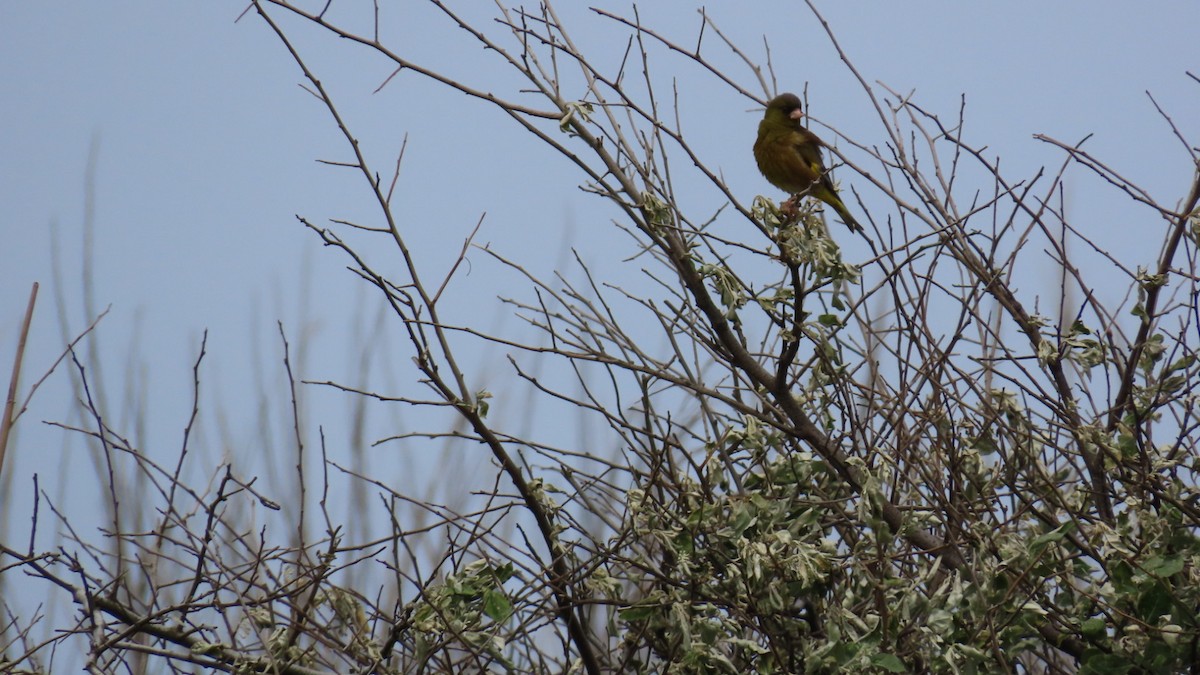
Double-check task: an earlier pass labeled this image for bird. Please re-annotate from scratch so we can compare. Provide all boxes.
[754,92,861,233]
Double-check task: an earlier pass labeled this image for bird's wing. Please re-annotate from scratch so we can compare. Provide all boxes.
[764,129,815,186]
[791,128,837,192]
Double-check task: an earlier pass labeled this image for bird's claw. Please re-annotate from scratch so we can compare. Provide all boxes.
[780,196,800,221]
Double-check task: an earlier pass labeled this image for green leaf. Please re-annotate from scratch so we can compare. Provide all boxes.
[1164,354,1196,373]
[1029,521,1076,553]
[1136,584,1172,621]
[618,605,657,622]
[474,389,493,418]
[1159,374,1187,395]
[1080,617,1107,639]
[482,589,512,622]
[926,608,953,634]
[971,432,999,455]
[493,562,515,583]
[1081,651,1134,674]
[870,653,907,672]
[1143,554,1184,578]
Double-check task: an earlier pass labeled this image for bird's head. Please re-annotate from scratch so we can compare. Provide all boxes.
[764,93,804,125]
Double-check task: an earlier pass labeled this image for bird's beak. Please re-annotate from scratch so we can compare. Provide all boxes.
[789,109,803,121]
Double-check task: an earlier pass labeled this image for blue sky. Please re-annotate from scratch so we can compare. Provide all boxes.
[1,1,1198,563]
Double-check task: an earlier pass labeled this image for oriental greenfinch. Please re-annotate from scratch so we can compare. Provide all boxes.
[754,93,861,233]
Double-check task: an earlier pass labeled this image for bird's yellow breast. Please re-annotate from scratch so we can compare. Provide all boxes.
[754,128,817,194]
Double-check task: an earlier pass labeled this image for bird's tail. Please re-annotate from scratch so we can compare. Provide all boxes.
[809,184,862,233]
[830,200,862,233]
